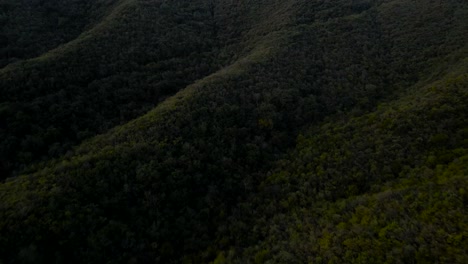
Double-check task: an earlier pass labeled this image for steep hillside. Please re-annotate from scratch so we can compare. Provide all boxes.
[0,0,295,178]
[0,0,467,263]
[216,59,468,263]
[0,0,117,67]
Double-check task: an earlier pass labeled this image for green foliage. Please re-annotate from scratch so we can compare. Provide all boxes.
[0,0,114,67]
[0,0,467,263]
[219,69,468,263]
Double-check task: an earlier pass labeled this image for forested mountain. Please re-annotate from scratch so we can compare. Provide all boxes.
[0,0,467,263]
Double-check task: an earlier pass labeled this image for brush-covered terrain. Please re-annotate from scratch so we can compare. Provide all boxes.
[1,0,467,263]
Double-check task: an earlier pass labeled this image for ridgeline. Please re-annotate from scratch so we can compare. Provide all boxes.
[1,0,467,263]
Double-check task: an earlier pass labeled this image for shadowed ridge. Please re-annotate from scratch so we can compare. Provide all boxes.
[0,0,123,68]
[0,0,467,263]
[231,56,468,262]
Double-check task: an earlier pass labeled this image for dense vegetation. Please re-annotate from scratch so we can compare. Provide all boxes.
[0,0,116,67]
[1,0,467,263]
[217,67,468,263]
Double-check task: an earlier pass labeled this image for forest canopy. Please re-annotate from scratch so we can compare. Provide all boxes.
[0,0,467,263]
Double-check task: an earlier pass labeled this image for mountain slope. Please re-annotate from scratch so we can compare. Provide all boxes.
[0,0,467,263]
[0,0,118,67]
[0,0,298,178]
[219,59,468,262]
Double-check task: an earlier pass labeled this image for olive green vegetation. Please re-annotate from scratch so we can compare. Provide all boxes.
[223,65,468,263]
[0,0,467,263]
[0,0,117,67]
[0,0,283,178]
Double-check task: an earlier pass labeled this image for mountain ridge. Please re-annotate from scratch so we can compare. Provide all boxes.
[1,0,467,263]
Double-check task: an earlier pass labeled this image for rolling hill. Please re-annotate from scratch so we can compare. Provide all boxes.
[1,0,467,263]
